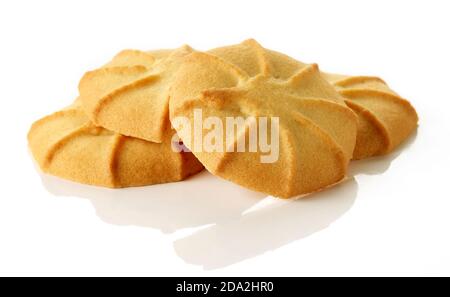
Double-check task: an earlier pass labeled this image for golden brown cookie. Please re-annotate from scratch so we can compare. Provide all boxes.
[323,73,418,159]
[210,39,418,160]
[169,40,358,198]
[78,46,194,142]
[28,102,203,188]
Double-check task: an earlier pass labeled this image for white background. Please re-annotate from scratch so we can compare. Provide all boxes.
[1,0,449,276]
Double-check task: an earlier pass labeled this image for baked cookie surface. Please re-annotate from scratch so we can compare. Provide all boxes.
[78,46,194,142]
[323,73,418,159]
[169,40,358,198]
[28,102,203,188]
[210,39,418,160]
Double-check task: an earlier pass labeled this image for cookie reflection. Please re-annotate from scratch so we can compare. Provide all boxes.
[174,178,358,269]
[41,171,264,233]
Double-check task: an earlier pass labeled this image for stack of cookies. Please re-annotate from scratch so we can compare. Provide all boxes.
[28,39,418,198]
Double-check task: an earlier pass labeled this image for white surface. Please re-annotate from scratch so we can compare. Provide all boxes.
[1,0,449,276]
